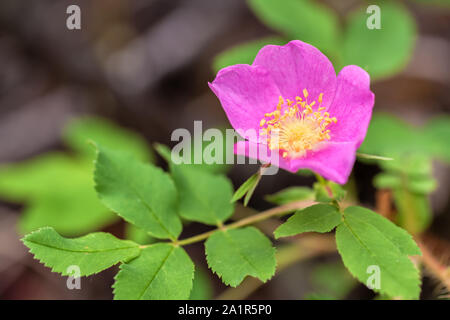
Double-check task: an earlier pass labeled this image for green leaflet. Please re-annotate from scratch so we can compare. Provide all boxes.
[309,262,356,299]
[190,268,213,300]
[274,204,341,238]
[213,36,286,71]
[265,186,314,205]
[231,171,261,206]
[372,152,435,234]
[343,206,420,256]
[124,223,155,245]
[336,206,421,299]
[22,227,140,276]
[343,2,416,80]
[359,113,420,159]
[113,243,194,300]
[413,0,450,7]
[248,0,340,54]
[154,135,229,175]
[231,173,258,203]
[205,227,276,287]
[0,153,117,235]
[170,164,234,225]
[94,144,182,240]
[394,189,432,235]
[155,143,234,225]
[422,116,450,163]
[359,113,450,163]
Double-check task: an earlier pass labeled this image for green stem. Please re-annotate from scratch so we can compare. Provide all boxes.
[141,200,316,248]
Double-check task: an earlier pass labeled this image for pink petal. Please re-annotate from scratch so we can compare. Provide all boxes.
[234,140,358,185]
[327,65,375,147]
[209,64,281,143]
[234,140,292,172]
[252,40,337,109]
[289,141,358,184]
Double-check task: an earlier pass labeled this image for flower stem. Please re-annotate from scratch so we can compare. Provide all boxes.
[167,200,316,247]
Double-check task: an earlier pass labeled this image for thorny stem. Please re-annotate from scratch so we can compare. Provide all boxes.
[140,200,316,249]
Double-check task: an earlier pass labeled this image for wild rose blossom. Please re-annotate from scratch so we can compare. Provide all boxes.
[209,40,375,184]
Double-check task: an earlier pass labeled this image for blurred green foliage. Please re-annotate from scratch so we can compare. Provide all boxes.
[264,186,314,205]
[63,117,153,162]
[360,113,450,162]
[248,0,340,54]
[360,113,450,234]
[0,117,153,235]
[307,262,356,299]
[189,268,214,300]
[343,2,416,79]
[214,0,419,81]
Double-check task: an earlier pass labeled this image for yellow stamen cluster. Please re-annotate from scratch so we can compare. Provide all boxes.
[260,89,337,158]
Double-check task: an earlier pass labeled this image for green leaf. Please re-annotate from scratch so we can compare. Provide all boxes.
[154,134,229,175]
[22,227,140,276]
[359,113,440,165]
[213,37,286,71]
[412,0,450,8]
[94,144,182,240]
[171,165,234,225]
[343,2,416,79]
[374,154,436,194]
[0,154,117,235]
[248,0,340,54]
[265,186,314,205]
[113,243,194,300]
[359,113,419,159]
[380,154,432,177]
[63,117,152,162]
[310,262,356,299]
[205,227,276,287]
[344,206,420,256]
[189,268,213,300]
[374,172,402,190]
[274,204,341,238]
[394,189,432,235]
[231,171,261,206]
[423,116,450,163]
[155,143,234,225]
[336,206,421,299]
[124,223,155,245]
[407,176,437,194]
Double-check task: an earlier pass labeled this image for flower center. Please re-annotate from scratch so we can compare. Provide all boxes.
[260,89,337,158]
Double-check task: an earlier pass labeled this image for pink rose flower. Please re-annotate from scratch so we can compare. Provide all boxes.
[209,40,375,184]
